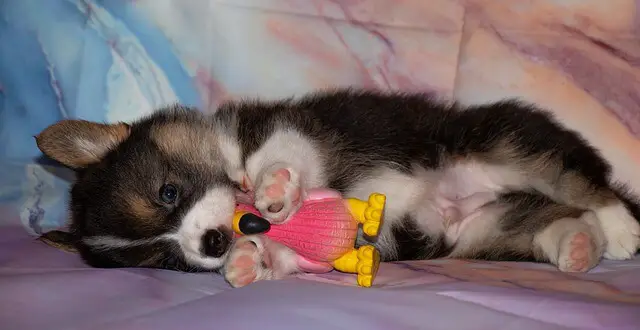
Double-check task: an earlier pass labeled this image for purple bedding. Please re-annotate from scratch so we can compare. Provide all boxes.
[2,223,639,330]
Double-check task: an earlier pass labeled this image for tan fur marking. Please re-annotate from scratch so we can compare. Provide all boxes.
[151,123,217,165]
[484,138,562,179]
[127,195,157,220]
[554,172,616,208]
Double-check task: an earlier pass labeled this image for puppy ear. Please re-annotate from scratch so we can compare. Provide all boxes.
[35,120,130,169]
[38,230,78,253]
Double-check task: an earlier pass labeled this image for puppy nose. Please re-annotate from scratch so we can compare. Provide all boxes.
[202,229,230,258]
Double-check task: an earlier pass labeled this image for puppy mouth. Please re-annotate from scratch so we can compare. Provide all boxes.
[235,189,255,205]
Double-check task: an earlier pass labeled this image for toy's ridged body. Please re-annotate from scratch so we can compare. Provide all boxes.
[236,199,357,261]
[269,199,357,261]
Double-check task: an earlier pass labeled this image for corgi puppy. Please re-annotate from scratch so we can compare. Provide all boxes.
[36,89,640,287]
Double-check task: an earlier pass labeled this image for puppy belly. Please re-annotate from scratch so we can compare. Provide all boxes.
[429,161,527,244]
[436,192,499,244]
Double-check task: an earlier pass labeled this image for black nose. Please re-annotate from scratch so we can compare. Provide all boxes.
[202,229,230,258]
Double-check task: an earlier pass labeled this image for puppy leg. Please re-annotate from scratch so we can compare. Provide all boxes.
[448,191,605,273]
[224,235,299,288]
[530,172,639,260]
[244,130,327,223]
[464,105,640,260]
[528,166,640,261]
[488,150,640,261]
[534,212,605,272]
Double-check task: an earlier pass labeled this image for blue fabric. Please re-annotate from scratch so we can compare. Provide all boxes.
[0,0,200,233]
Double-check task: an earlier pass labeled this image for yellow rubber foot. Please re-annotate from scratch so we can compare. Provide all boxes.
[332,249,359,274]
[356,245,380,288]
[362,193,385,236]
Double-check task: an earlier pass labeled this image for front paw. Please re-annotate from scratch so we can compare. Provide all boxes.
[224,235,299,288]
[254,164,304,223]
[224,236,273,288]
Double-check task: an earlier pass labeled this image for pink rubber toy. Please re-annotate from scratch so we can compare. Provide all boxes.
[232,188,386,287]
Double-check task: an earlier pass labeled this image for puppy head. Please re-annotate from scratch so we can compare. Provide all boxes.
[36,106,243,272]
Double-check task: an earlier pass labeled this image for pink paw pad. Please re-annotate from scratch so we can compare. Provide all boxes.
[228,242,258,287]
[255,166,303,223]
[566,232,593,272]
[265,184,286,199]
[264,169,293,213]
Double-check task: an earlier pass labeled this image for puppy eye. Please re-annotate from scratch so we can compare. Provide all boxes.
[159,184,178,204]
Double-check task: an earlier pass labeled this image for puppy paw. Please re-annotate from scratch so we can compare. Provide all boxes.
[595,203,640,260]
[224,236,272,288]
[224,235,299,288]
[254,164,303,223]
[557,231,600,272]
[534,213,604,273]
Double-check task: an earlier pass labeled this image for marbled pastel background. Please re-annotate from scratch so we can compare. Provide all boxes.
[1,0,639,233]
[2,1,640,328]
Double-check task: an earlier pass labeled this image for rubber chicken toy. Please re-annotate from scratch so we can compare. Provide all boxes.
[233,188,386,287]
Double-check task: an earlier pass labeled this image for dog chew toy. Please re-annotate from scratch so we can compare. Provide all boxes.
[233,188,386,287]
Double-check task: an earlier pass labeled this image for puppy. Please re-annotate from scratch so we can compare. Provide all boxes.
[36,89,640,287]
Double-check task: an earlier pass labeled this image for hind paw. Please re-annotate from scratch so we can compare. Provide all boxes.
[558,231,600,272]
[535,214,604,273]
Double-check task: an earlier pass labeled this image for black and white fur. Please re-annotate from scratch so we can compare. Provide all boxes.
[36,89,640,287]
